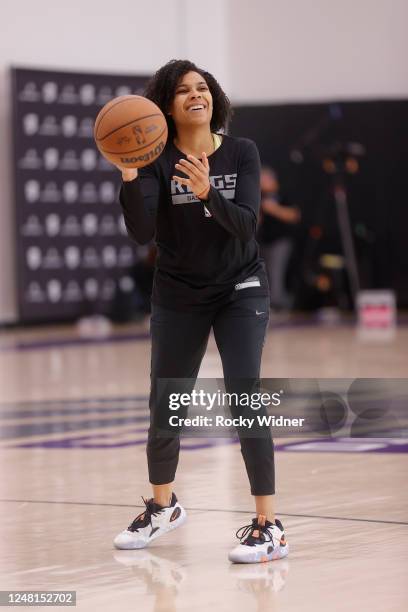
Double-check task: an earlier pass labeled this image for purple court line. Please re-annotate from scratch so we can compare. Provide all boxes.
[0,331,150,352]
[0,395,149,410]
[1,313,407,353]
[0,319,348,352]
[14,427,150,448]
[274,438,408,453]
[10,429,407,452]
[12,428,240,450]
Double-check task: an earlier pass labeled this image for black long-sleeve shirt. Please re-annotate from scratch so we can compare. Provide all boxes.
[119,134,268,310]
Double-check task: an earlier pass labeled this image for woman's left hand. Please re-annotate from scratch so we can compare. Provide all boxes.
[173,152,211,200]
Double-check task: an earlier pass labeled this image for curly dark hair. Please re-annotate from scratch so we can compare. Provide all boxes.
[144,59,232,138]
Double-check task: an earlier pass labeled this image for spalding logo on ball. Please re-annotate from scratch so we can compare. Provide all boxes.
[94,95,168,169]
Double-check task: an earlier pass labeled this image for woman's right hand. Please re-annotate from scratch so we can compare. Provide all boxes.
[114,164,138,182]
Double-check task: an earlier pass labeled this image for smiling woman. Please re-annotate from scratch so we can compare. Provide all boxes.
[112,59,289,565]
[145,59,231,140]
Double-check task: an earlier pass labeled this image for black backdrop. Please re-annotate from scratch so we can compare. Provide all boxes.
[12,67,149,323]
[230,100,408,307]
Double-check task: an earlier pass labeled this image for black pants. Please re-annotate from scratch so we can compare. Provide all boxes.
[147,294,275,495]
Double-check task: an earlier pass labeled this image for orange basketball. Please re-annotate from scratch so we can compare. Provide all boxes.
[94,95,168,169]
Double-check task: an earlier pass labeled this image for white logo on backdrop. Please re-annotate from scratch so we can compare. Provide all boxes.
[61,115,78,137]
[83,247,100,268]
[39,116,59,136]
[19,82,41,102]
[26,246,42,270]
[62,181,79,203]
[26,282,45,303]
[115,86,132,97]
[119,276,135,292]
[84,278,99,300]
[45,214,61,237]
[19,149,42,169]
[64,246,81,269]
[24,180,41,203]
[64,281,82,302]
[118,246,134,266]
[42,81,58,103]
[21,215,43,236]
[79,84,95,105]
[43,148,59,170]
[60,150,80,171]
[100,215,116,236]
[43,248,62,269]
[99,181,115,203]
[59,84,78,104]
[81,149,97,171]
[62,216,81,237]
[23,113,39,135]
[82,214,98,236]
[47,279,62,303]
[42,182,61,203]
[80,182,98,203]
[97,86,113,105]
[78,117,94,138]
[102,245,117,268]
[101,278,116,300]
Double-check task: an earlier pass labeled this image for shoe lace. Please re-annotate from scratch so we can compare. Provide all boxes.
[236,518,274,545]
[128,497,165,532]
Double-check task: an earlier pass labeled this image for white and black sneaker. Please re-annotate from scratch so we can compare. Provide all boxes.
[113,492,186,550]
[228,515,289,563]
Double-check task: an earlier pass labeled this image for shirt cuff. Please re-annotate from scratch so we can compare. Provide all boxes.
[198,185,213,203]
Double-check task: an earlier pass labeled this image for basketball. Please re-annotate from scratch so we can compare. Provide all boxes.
[94,95,168,169]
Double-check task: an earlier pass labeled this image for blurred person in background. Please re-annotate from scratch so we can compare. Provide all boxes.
[257,167,301,311]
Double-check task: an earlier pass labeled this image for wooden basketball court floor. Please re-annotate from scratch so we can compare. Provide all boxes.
[0,316,407,611]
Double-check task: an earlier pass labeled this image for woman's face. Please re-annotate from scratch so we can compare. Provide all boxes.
[169,71,213,131]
